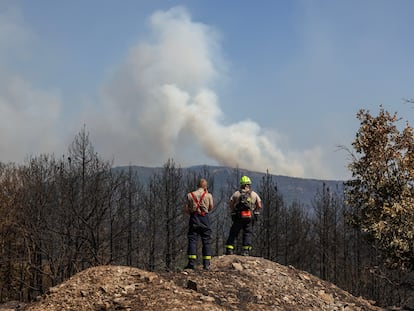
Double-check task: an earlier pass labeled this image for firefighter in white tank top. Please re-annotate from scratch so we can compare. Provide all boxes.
[184,178,214,270]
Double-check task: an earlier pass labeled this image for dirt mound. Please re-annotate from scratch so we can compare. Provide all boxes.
[21,255,383,311]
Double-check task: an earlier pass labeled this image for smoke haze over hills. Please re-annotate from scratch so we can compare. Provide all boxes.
[88,7,329,178]
[1,2,413,180]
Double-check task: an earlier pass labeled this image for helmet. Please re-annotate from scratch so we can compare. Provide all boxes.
[240,175,251,186]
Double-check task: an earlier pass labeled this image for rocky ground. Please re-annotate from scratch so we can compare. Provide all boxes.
[1,255,389,311]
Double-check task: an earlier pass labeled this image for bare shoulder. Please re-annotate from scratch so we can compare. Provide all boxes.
[251,191,260,198]
[230,191,239,200]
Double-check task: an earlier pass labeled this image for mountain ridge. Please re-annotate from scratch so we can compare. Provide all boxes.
[115,164,345,207]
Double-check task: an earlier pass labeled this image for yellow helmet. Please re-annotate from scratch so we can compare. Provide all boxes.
[240,175,251,186]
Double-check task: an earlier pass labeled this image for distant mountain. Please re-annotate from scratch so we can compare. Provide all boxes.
[115,165,344,209]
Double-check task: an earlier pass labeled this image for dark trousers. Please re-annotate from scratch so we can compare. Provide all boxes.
[226,218,253,248]
[187,214,212,264]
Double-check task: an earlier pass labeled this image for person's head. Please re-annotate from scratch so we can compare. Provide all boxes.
[240,175,251,189]
[198,178,208,190]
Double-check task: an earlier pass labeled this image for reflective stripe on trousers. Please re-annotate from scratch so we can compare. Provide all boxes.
[187,213,212,259]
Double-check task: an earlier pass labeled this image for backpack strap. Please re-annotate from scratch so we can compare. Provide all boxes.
[239,189,251,200]
[190,190,207,216]
[237,189,252,209]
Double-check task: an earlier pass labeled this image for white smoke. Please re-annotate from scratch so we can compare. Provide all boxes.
[0,74,62,158]
[0,3,63,162]
[91,6,327,178]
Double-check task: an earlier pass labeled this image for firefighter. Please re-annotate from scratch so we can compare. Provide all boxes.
[184,178,214,270]
[225,175,262,256]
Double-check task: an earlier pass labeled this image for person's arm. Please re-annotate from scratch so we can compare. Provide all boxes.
[256,195,262,210]
[229,198,235,211]
[208,194,214,211]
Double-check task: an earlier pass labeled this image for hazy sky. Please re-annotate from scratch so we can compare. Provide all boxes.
[1,0,413,180]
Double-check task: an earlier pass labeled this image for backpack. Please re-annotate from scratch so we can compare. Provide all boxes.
[235,190,252,219]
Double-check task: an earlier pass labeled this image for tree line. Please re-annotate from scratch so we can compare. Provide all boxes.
[0,122,412,308]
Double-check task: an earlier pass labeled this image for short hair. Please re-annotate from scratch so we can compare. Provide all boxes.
[198,178,207,188]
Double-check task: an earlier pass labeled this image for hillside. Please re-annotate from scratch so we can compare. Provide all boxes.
[19,256,383,311]
[119,165,344,207]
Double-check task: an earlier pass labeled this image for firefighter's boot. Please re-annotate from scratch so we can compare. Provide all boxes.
[225,245,234,255]
[185,256,196,270]
[203,259,210,270]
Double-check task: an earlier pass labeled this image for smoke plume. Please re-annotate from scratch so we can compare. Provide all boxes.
[89,7,327,177]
